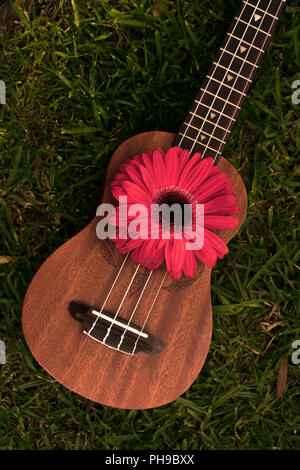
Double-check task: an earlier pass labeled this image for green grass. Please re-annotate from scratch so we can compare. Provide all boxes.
[0,0,299,450]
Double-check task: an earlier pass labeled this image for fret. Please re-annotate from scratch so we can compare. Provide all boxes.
[206,75,247,96]
[175,134,221,160]
[175,135,204,156]
[215,50,257,82]
[219,50,257,72]
[206,75,246,96]
[230,20,270,48]
[246,0,284,17]
[234,17,272,37]
[212,61,253,87]
[200,88,241,110]
[191,127,226,145]
[238,2,279,34]
[190,103,236,125]
[178,133,222,156]
[184,116,229,143]
[203,74,249,107]
[181,125,226,147]
[221,35,265,64]
[202,77,245,105]
[242,1,279,20]
[226,33,265,53]
[210,62,253,98]
[184,119,230,136]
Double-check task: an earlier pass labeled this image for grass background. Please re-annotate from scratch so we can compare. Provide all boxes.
[0,0,299,450]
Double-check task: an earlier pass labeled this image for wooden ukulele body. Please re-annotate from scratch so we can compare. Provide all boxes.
[22,131,247,409]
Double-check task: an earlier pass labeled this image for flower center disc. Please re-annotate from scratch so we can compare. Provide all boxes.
[155,190,192,229]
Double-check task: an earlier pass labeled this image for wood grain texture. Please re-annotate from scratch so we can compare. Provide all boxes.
[22,131,247,409]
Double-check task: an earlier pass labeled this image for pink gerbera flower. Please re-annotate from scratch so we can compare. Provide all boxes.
[110,146,239,280]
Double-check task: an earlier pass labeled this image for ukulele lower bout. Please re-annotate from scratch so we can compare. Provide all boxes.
[22,131,247,409]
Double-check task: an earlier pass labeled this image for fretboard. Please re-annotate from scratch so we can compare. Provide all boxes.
[173,0,286,161]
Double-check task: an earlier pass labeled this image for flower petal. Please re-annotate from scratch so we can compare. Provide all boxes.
[164,147,180,186]
[140,164,157,194]
[204,214,239,230]
[152,149,166,187]
[194,172,229,201]
[177,149,190,175]
[170,238,185,273]
[139,239,165,270]
[183,250,198,278]
[204,194,239,215]
[195,244,217,267]
[171,269,182,280]
[203,229,228,258]
[121,180,152,204]
[177,152,203,188]
[111,184,126,201]
[130,244,143,263]
[181,157,214,193]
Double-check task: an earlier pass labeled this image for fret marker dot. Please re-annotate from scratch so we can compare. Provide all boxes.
[240,45,247,54]
[210,112,216,119]
[200,134,206,141]
[227,74,234,82]
[254,13,262,22]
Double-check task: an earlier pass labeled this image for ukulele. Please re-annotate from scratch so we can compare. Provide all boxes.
[22,0,286,409]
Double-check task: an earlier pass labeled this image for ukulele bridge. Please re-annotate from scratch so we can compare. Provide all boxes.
[69,301,165,355]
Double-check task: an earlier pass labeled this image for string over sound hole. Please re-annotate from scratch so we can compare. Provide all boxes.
[69,301,165,355]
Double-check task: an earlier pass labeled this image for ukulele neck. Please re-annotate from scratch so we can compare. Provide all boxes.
[173,0,286,161]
